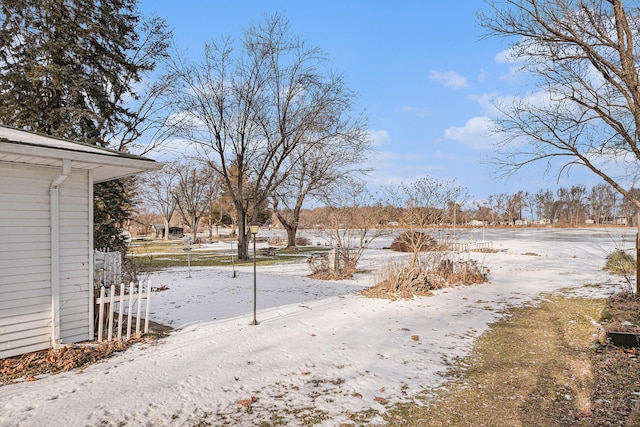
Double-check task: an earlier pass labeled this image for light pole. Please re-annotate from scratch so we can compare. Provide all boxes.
[249,221,260,325]
[230,240,236,278]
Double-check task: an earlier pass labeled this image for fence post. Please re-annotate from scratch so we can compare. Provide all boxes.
[144,279,152,333]
[107,285,115,342]
[117,283,125,340]
[136,280,143,334]
[127,282,134,339]
[97,286,105,342]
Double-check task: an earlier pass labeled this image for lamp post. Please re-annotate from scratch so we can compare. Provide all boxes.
[230,240,236,278]
[249,221,260,325]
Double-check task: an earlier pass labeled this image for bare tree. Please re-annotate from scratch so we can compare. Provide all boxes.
[385,177,470,269]
[589,183,617,224]
[504,191,526,225]
[174,162,213,241]
[163,14,363,259]
[316,181,390,275]
[142,162,179,240]
[272,129,371,247]
[480,1,640,206]
[480,0,640,290]
[533,189,555,222]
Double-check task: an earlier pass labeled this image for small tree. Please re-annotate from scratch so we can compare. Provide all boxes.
[315,181,390,277]
[174,162,213,241]
[384,177,470,269]
[142,162,179,240]
[369,177,483,299]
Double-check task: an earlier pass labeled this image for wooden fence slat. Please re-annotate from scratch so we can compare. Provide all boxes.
[136,280,143,334]
[127,282,134,339]
[144,279,151,334]
[97,286,105,342]
[107,285,115,342]
[117,283,125,340]
[95,280,157,343]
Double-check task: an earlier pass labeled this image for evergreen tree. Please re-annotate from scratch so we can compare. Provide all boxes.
[0,0,170,251]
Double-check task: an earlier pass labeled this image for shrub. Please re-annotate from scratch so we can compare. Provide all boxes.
[389,231,437,253]
[364,254,489,299]
[268,236,286,246]
[604,250,636,276]
[295,236,311,246]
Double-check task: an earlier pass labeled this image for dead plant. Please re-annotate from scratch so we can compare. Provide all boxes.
[364,253,489,300]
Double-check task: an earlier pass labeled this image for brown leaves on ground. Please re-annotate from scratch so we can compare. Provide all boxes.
[237,396,258,407]
[1,335,152,384]
[374,396,389,405]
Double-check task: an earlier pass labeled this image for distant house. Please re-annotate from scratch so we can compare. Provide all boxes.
[534,218,552,225]
[0,126,161,359]
[149,223,184,239]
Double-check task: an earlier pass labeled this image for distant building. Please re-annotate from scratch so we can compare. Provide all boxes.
[150,223,184,239]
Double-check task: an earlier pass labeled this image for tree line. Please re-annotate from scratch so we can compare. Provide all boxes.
[134,172,639,257]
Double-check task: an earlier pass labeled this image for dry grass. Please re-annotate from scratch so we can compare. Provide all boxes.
[364,255,489,300]
[381,294,640,427]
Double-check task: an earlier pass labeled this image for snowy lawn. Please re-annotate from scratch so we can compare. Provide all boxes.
[0,228,635,426]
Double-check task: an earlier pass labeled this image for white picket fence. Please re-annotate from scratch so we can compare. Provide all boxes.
[442,240,494,252]
[95,280,154,342]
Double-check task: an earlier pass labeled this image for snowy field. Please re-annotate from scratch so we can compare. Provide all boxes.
[0,227,636,426]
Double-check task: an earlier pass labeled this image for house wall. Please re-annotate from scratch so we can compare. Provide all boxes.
[0,163,91,359]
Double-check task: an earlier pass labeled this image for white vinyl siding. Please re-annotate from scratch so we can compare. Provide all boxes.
[0,163,54,358]
[58,173,90,343]
[0,163,91,359]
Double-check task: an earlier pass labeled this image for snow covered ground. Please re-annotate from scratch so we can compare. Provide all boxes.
[0,227,636,426]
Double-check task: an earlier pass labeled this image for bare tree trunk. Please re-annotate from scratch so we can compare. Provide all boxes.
[237,208,249,260]
[636,213,639,295]
[273,206,298,248]
[163,218,170,240]
[284,223,297,247]
[191,214,199,241]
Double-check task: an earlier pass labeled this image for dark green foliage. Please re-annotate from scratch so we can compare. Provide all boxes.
[0,0,170,250]
[94,179,134,252]
[0,0,142,141]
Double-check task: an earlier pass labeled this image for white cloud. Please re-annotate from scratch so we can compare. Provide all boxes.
[368,129,391,147]
[468,92,502,117]
[443,116,496,150]
[494,48,517,64]
[400,106,431,118]
[429,70,469,88]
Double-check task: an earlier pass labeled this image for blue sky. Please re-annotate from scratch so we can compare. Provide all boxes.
[138,0,599,202]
